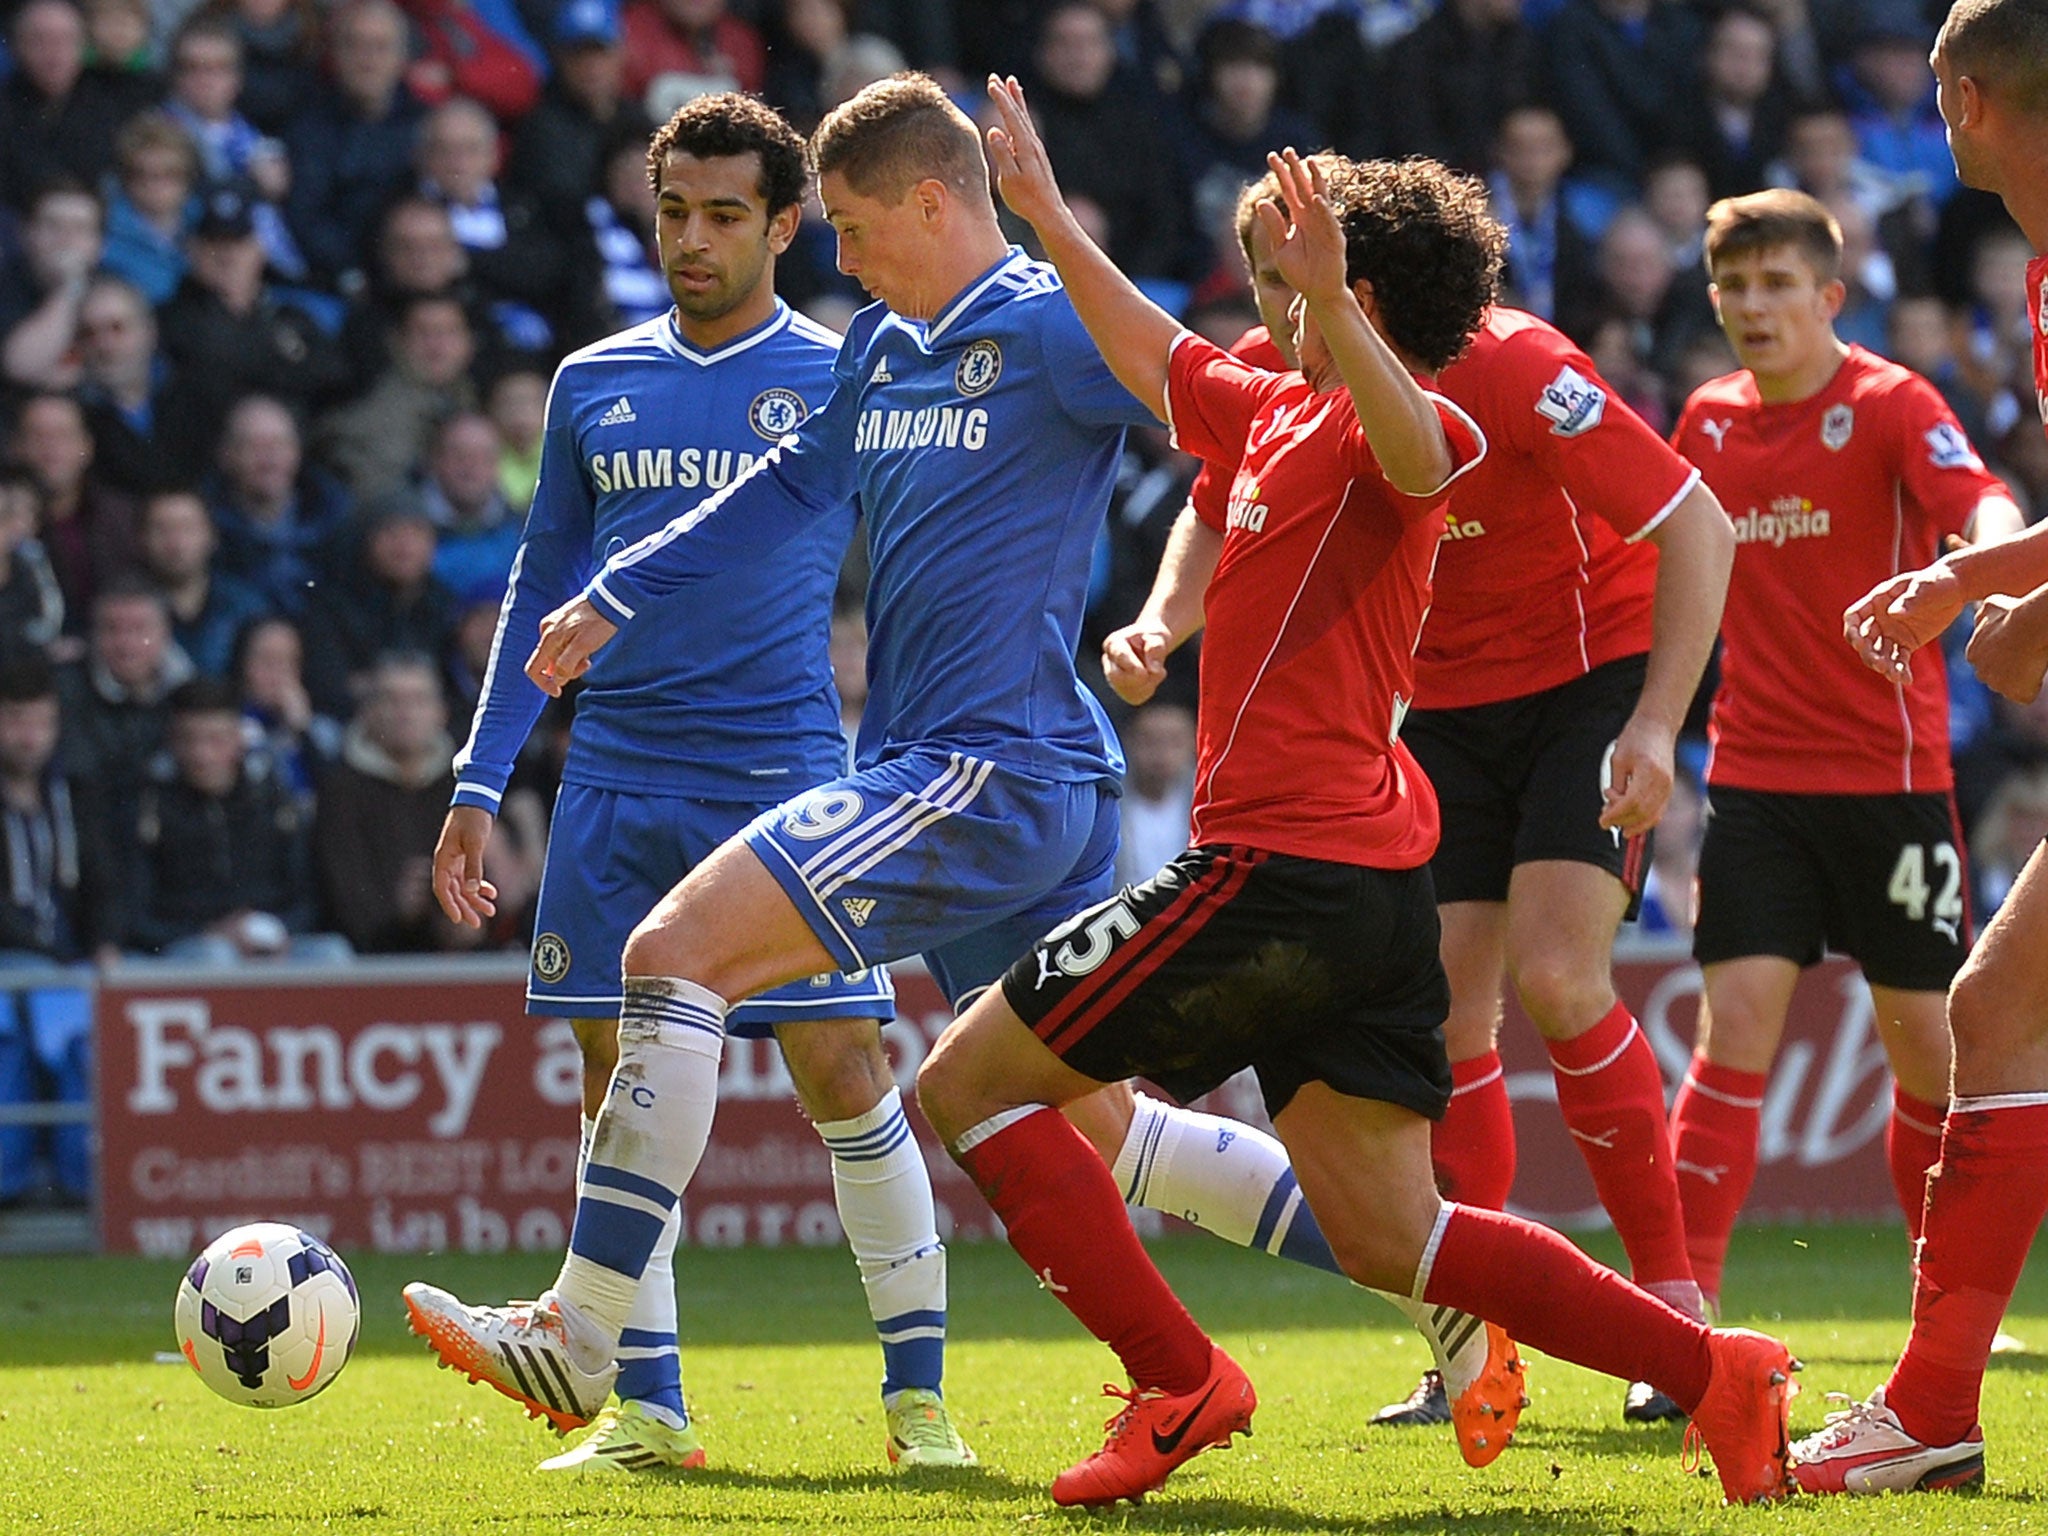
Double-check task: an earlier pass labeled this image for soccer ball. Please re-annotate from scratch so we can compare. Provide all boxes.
[173,1223,360,1408]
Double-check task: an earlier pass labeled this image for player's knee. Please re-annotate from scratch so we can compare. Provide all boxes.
[1948,955,2027,1067]
[912,1038,971,1143]
[1510,955,1609,1038]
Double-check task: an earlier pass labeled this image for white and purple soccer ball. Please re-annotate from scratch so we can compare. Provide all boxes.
[173,1223,360,1408]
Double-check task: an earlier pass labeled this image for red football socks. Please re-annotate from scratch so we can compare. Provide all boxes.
[1886,1086,1947,1245]
[1886,1097,2048,1446]
[1546,1001,1697,1292]
[1668,1054,1767,1305]
[956,1106,1212,1393]
[1432,1050,1516,1208]
[1423,1203,1712,1411]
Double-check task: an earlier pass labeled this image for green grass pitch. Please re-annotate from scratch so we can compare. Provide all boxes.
[4,1227,2047,1535]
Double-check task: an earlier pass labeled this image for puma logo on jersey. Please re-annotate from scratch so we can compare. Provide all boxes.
[1440,515,1487,541]
[597,395,637,426]
[841,897,876,928]
[1700,418,1732,451]
[1732,496,1832,546]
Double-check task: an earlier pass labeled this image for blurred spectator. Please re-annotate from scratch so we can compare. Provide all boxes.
[1570,203,1714,379]
[137,488,270,677]
[1582,305,1673,432]
[1643,155,1709,273]
[163,17,306,280]
[54,580,191,810]
[1115,700,1194,887]
[0,180,104,390]
[9,391,138,625]
[0,656,113,963]
[157,188,352,445]
[829,597,865,754]
[0,467,65,658]
[191,0,323,135]
[74,274,213,495]
[282,0,427,286]
[420,411,520,606]
[762,0,853,131]
[1634,758,1702,936]
[205,394,351,612]
[299,489,457,714]
[395,0,543,121]
[1488,105,1599,326]
[508,0,651,233]
[1671,4,1795,200]
[234,613,341,802]
[1178,21,1316,262]
[1826,193,1897,355]
[1955,226,2036,447]
[315,290,478,497]
[84,0,156,76]
[1885,293,1987,444]
[621,0,766,120]
[817,30,907,112]
[1839,8,1955,210]
[338,196,486,386]
[579,128,668,334]
[442,592,503,734]
[1030,2,1190,288]
[1774,104,1933,295]
[413,96,567,351]
[0,0,147,213]
[1542,0,1701,193]
[486,366,546,512]
[313,651,463,951]
[1383,0,1541,175]
[1972,766,2048,917]
[1994,415,2048,522]
[100,112,201,306]
[1235,0,1385,160]
[118,675,343,960]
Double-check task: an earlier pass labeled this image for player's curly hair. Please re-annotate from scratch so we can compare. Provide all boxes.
[1318,158,1504,374]
[646,93,808,215]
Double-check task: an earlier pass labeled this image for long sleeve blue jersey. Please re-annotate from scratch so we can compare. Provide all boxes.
[582,250,1152,787]
[452,302,856,809]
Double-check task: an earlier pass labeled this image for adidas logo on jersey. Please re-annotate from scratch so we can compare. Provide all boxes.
[841,897,877,927]
[870,357,893,384]
[597,396,637,426]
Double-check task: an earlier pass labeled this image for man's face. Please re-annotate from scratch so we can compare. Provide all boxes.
[1932,33,1994,193]
[332,3,407,107]
[398,302,475,386]
[421,106,498,202]
[171,32,241,119]
[221,404,300,502]
[365,667,445,757]
[1786,114,1855,194]
[141,494,215,581]
[1497,110,1570,196]
[0,697,60,781]
[821,171,948,319]
[1037,6,1114,100]
[1705,12,1774,108]
[13,0,84,100]
[1244,214,1299,368]
[23,192,102,288]
[557,40,622,107]
[654,150,791,323]
[380,204,465,293]
[13,399,91,494]
[170,709,245,795]
[94,596,170,689]
[189,230,266,301]
[430,418,502,508]
[1710,244,1842,382]
[368,518,435,584]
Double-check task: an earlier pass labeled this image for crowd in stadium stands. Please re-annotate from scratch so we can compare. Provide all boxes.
[0,0,2040,1194]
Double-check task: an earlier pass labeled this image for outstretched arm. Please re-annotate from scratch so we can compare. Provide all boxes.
[1843,490,2034,683]
[1258,151,1454,496]
[985,75,1176,420]
[1102,505,1223,705]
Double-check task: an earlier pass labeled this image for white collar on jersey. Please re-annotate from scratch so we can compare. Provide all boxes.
[924,247,1032,344]
[661,301,792,367]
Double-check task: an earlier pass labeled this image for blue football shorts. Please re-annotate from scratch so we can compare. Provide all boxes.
[528,782,896,1036]
[742,746,1121,1008]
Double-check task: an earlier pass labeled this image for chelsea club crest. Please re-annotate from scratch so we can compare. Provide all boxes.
[748,387,809,441]
[955,339,1002,397]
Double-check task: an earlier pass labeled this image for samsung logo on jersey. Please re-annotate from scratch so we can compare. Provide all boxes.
[853,405,990,454]
[1733,496,1831,547]
[587,447,762,493]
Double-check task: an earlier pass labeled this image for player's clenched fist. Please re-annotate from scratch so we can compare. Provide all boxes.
[527,596,618,695]
[1102,622,1172,706]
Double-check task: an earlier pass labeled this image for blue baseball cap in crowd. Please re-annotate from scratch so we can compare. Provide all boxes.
[554,0,619,48]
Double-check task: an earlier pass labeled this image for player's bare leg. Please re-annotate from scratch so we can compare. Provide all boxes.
[1800,846,2048,1494]
[1065,1079,1517,1463]
[777,1017,973,1466]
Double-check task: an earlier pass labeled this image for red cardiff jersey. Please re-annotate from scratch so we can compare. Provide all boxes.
[1675,346,2009,794]
[2032,253,2048,440]
[1419,310,1699,708]
[1190,314,1698,710]
[1165,331,1485,869]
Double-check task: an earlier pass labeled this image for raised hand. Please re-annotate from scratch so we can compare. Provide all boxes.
[1842,564,1965,685]
[985,75,1067,232]
[526,596,618,696]
[1254,149,1347,303]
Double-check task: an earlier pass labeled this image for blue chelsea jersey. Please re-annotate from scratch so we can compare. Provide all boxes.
[583,250,1152,786]
[452,302,855,808]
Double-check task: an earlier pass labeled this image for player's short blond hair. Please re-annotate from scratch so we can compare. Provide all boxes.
[1703,188,1842,284]
[1945,0,2048,117]
[810,73,988,205]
